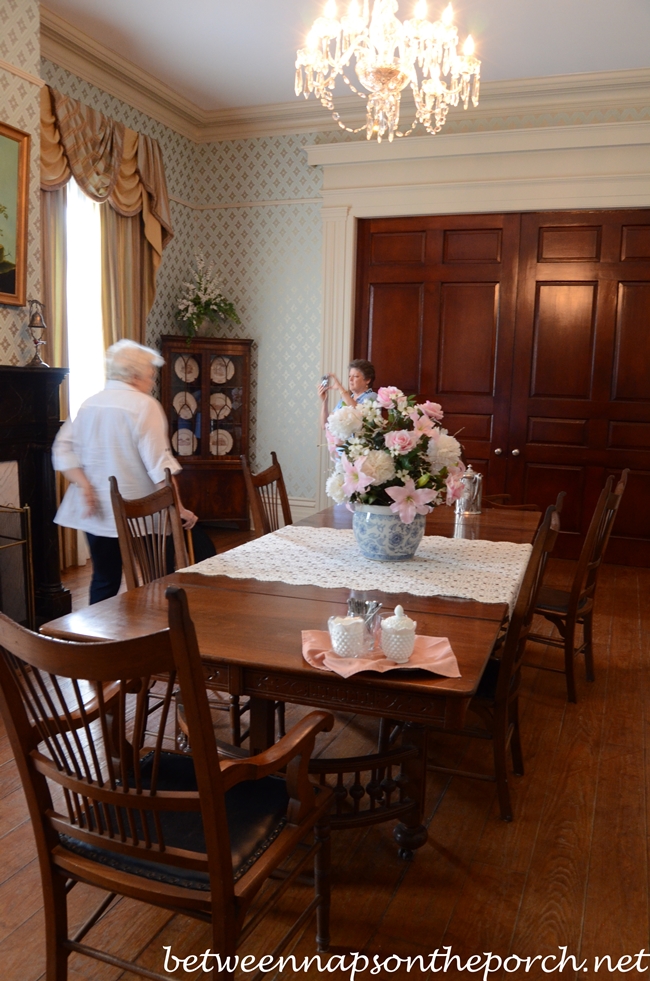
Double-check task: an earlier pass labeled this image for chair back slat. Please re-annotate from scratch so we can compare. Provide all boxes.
[110,469,189,589]
[0,613,233,884]
[241,452,292,537]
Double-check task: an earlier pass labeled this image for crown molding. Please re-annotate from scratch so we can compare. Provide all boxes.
[40,5,650,145]
[40,7,205,141]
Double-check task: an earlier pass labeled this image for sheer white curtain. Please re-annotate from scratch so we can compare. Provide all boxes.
[64,180,105,564]
[65,179,105,420]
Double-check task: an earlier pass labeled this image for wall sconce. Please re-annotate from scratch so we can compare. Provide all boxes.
[27,299,49,367]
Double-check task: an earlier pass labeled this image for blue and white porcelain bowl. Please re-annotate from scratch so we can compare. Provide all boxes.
[352,504,426,562]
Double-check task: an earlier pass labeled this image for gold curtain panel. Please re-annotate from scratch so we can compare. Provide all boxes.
[40,85,173,265]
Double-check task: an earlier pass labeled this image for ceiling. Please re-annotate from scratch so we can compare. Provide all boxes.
[40,0,650,113]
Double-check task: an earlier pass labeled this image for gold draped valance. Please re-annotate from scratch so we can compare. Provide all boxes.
[40,85,173,267]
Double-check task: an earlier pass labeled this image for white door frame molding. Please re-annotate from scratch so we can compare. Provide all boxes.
[308,119,650,506]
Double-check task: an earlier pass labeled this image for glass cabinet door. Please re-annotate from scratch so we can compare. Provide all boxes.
[208,353,244,458]
[169,352,202,458]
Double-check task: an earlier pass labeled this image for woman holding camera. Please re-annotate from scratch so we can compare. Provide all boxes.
[318,358,377,429]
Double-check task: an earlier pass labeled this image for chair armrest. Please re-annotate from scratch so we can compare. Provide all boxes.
[220,710,334,822]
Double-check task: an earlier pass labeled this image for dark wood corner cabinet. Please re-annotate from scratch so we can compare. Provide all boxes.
[161,335,252,528]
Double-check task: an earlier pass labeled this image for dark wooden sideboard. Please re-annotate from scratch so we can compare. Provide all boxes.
[0,366,71,623]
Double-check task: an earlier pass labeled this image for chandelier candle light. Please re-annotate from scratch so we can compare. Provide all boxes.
[295,0,480,142]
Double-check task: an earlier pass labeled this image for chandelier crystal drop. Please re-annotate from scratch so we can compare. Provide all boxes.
[295,0,480,142]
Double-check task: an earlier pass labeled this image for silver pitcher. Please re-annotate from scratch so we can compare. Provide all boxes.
[455,464,483,515]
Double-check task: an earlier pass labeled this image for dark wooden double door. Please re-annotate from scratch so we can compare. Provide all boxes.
[355,210,650,564]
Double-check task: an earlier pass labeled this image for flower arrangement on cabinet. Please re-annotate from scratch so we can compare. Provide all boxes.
[176,253,240,338]
[325,387,465,524]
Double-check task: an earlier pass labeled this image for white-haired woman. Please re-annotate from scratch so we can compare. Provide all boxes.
[53,339,200,604]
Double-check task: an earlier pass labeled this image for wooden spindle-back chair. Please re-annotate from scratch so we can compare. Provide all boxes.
[427,502,561,821]
[110,468,248,746]
[0,591,334,981]
[241,452,292,537]
[109,468,189,589]
[526,470,629,702]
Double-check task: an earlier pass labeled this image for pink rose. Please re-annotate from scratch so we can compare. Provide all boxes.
[376,386,405,409]
[420,401,444,422]
[384,429,419,455]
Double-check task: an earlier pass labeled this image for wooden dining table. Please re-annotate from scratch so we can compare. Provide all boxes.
[41,504,540,858]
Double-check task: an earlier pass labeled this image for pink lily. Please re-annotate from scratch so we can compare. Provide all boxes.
[407,405,434,436]
[386,478,437,524]
[340,454,374,498]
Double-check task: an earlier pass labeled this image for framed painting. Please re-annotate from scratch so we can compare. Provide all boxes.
[0,121,30,307]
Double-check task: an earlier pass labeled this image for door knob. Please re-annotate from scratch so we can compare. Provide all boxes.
[494,448,502,455]
[512,449,520,456]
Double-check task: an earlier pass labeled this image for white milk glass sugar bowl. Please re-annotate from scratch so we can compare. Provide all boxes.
[381,605,417,663]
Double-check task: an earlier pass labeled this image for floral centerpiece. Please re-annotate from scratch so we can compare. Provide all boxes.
[176,253,240,338]
[325,387,465,560]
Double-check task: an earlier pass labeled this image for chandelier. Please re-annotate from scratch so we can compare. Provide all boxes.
[295,0,480,143]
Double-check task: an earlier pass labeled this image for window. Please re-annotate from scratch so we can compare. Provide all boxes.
[65,180,105,419]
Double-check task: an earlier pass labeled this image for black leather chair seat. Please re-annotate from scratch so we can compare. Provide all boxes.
[60,751,289,891]
[535,586,588,615]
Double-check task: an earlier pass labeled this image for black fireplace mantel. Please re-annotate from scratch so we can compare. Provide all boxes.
[0,366,71,623]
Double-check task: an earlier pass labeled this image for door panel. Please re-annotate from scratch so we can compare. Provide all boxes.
[531,284,597,398]
[538,225,601,262]
[612,284,650,400]
[367,283,424,394]
[438,283,499,395]
[443,228,502,263]
[621,225,650,260]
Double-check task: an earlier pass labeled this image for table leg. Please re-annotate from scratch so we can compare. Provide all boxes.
[249,696,276,754]
[393,723,428,860]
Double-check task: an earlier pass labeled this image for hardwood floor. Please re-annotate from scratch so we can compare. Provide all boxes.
[1,550,648,980]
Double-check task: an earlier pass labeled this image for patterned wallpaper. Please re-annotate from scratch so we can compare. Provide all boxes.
[37,61,329,501]
[194,134,332,499]
[0,0,41,365]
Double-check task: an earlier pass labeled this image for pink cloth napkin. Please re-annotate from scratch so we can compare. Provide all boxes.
[301,630,460,679]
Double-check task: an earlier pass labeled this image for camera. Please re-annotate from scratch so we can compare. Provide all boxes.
[320,374,329,387]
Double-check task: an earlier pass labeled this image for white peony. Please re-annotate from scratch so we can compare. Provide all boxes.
[361,449,396,485]
[326,471,347,503]
[427,430,462,471]
[327,405,364,440]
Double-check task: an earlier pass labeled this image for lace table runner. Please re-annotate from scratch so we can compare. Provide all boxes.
[180,526,532,613]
